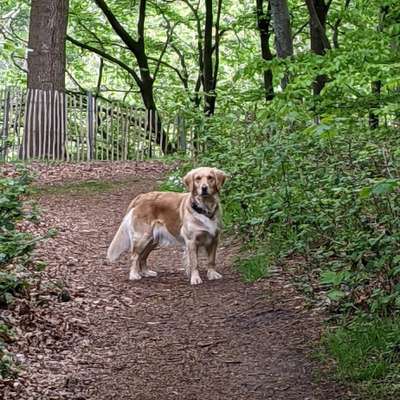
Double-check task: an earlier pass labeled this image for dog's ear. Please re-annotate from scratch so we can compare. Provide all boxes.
[183,170,194,192]
[213,168,227,191]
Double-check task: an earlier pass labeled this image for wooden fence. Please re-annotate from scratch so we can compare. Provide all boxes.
[0,88,199,162]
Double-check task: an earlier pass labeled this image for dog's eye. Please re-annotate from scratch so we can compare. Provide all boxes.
[195,176,201,181]
[208,176,214,180]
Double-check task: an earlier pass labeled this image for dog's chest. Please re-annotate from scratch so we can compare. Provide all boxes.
[192,213,219,237]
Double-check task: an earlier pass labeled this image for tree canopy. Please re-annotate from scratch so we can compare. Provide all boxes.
[0,0,397,119]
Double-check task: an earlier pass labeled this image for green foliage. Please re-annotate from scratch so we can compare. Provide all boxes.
[0,168,46,378]
[200,112,400,314]
[0,323,16,379]
[235,252,270,282]
[322,317,400,397]
[157,169,185,192]
[2,0,400,392]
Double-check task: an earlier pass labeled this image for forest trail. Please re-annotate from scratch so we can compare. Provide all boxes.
[4,162,346,400]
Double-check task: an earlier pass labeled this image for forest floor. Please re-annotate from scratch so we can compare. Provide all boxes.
[2,161,352,400]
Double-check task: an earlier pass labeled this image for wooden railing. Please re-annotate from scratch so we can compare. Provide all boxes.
[0,88,200,162]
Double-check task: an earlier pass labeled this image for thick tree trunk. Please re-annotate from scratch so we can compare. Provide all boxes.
[269,0,293,58]
[269,0,293,88]
[256,0,274,101]
[22,0,69,159]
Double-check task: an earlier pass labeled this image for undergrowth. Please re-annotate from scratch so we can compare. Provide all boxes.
[234,252,271,283]
[161,96,400,396]
[0,168,49,378]
[321,317,400,398]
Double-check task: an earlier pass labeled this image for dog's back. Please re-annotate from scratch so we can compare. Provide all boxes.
[108,192,188,262]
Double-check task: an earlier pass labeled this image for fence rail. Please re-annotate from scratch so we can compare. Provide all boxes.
[0,87,199,162]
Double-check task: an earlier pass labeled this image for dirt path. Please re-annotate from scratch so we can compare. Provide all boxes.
[3,162,346,400]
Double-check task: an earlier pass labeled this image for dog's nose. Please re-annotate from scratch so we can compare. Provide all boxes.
[201,185,208,194]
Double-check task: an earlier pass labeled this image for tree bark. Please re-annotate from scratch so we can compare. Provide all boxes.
[269,0,293,58]
[92,0,172,153]
[256,0,274,101]
[203,0,215,116]
[304,0,331,95]
[368,80,381,129]
[269,0,293,89]
[22,0,69,159]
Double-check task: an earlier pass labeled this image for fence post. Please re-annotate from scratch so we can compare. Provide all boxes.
[87,91,94,160]
[1,89,10,161]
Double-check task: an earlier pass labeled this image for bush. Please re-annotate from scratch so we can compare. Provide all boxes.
[162,92,400,395]
[162,56,400,394]
[0,168,44,378]
[191,111,400,317]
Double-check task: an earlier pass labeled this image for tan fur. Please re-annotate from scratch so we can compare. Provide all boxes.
[107,167,227,285]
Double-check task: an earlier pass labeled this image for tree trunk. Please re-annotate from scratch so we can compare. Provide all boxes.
[256,0,274,101]
[91,0,171,153]
[22,0,69,159]
[368,7,389,130]
[305,0,331,95]
[203,0,215,116]
[269,0,293,58]
[369,80,381,129]
[269,0,293,88]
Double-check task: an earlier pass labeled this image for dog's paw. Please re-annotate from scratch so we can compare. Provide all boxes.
[190,271,203,285]
[141,269,158,277]
[207,269,222,281]
[129,271,142,280]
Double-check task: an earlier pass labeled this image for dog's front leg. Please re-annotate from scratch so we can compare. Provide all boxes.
[186,240,202,285]
[206,240,222,281]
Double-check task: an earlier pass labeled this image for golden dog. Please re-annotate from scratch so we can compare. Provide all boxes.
[107,167,227,285]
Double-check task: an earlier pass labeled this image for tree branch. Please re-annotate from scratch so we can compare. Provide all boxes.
[10,52,27,74]
[171,44,189,83]
[153,22,177,80]
[95,58,104,97]
[66,34,142,87]
[66,69,87,92]
[182,0,204,86]
[332,0,351,48]
[138,0,146,42]
[292,20,309,38]
[212,0,223,89]
[93,0,139,54]
[148,56,188,88]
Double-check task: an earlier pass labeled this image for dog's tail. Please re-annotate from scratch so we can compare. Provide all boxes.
[107,209,134,262]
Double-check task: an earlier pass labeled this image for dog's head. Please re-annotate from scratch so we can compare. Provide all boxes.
[183,167,227,197]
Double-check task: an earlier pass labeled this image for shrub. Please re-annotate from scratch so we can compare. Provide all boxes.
[0,168,44,378]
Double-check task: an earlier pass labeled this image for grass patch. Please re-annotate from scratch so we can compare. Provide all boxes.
[33,178,142,196]
[321,317,400,398]
[235,252,270,282]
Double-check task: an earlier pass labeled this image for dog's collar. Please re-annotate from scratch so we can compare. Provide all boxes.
[191,200,218,219]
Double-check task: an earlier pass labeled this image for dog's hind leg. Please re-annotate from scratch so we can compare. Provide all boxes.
[129,233,158,280]
[129,252,142,280]
[129,233,152,280]
[139,240,158,277]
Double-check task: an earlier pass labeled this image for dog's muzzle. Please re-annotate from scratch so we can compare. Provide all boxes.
[201,185,208,196]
